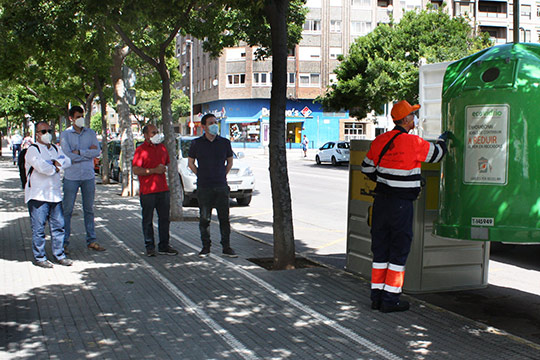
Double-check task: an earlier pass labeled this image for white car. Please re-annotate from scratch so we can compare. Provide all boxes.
[177,136,255,206]
[315,141,350,166]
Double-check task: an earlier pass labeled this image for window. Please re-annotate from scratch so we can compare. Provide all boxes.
[288,72,296,86]
[299,73,321,87]
[344,122,366,141]
[537,3,540,17]
[303,19,322,32]
[329,47,343,59]
[330,20,342,33]
[288,47,296,57]
[226,48,247,61]
[352,0,371,7]
[351,21,372,35]
[227,74,246,87]
[203,79,206,90]
[299,47,321,61]
[253,72,272,86]
[521,4,531,18]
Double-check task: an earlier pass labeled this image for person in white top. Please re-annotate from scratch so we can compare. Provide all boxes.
[25,121,73,268]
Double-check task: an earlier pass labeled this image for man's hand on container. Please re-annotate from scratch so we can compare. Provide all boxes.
[438,131,452,142]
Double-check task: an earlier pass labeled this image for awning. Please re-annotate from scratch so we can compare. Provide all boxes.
[224,118,260,124]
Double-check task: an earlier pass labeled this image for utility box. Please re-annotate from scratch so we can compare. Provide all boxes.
[434,43,540,243]
[346,140,489,293]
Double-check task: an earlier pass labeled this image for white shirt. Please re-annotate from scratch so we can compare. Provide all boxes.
[24,143,71,204]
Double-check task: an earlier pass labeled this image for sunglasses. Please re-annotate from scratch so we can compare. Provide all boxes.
[38,129,52,134]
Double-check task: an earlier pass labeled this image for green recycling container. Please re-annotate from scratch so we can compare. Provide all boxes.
[434,43,540,242]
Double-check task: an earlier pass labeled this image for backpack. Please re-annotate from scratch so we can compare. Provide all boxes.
[19,144,58,189]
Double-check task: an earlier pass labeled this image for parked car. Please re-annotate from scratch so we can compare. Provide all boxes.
[315,141,350,166]
[98,139,144,182]
[177,136,255,207]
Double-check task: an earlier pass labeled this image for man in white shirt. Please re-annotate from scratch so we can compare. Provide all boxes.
[25,121,73,268]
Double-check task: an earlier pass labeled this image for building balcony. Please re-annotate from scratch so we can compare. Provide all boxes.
[478,11,507,18]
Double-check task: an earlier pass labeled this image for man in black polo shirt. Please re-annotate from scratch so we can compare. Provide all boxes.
[188,114,238,258]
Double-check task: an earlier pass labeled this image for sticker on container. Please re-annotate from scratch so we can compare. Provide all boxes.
[464,105,509,185]
[471,217,494,226]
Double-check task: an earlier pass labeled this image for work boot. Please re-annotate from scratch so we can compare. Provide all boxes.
[380,300,410,313]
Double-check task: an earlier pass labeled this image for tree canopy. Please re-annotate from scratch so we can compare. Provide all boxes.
[317,8,492,119]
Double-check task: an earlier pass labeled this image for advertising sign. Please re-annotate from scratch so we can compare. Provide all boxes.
[464,105,509,184]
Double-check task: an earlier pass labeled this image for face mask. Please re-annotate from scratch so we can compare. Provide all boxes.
[41,133,52,144]
[150,133,164,144]
[208,123,219,136]
[75,117,85,128]
[413,115,419,127]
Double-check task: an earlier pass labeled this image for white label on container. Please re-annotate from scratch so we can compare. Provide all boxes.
[464,105,509,184]
[471,217,494,226]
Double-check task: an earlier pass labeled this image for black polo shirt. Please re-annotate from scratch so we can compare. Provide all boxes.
[188,135,233,188]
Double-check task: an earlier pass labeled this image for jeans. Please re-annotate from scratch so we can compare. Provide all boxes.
[12,144,21,164]
[197,186,230,249]
[140,191,170,251]
[28,200,66,262]
[63,178,96,246]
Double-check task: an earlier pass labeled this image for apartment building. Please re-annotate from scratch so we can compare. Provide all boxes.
[176,0,540,147]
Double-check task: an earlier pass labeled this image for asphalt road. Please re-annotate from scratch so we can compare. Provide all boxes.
[224,149,540,346]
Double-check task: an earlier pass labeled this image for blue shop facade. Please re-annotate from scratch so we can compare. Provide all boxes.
[196,99,348,149]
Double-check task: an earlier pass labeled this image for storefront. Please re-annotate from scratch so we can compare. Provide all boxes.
[199,99,344,149]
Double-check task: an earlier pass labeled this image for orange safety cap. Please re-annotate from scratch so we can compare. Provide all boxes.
[391,100,421,122]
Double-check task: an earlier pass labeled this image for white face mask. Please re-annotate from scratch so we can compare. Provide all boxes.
[150,133,164,144]
[75,117,85,128]
[208,123,219,136]
[41,133,52,144]
[413,115,419,127]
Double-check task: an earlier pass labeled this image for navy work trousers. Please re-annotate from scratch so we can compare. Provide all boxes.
[370,194,414,305]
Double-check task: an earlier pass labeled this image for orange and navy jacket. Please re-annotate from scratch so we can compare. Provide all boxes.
[361,126,447,200]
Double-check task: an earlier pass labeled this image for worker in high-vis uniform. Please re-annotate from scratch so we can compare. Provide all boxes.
[361,100,449,313]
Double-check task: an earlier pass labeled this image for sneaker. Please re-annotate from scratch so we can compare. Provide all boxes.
[158,246,179,256]
[222,247,238,258]
[198,247,210,258]
[380,300,410,313]
[371,300,381,310]
[35,260,54,269]
[57,258,73,266]
[88,242,106,251]
[147,248,156,257]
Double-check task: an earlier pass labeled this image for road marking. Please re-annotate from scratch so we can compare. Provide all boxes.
[161,227,402,360]
[99,225,259,360]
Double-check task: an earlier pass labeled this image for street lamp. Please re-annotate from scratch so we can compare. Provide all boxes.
[185,39,194,135]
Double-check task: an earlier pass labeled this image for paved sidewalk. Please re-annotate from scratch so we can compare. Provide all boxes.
[1,154,539,359]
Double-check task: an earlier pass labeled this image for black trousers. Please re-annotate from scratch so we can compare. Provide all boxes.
[140,191,170,251]
[370,194,414,305]
[197,186,230,249]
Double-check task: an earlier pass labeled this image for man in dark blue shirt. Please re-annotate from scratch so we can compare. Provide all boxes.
[188,114,237,258]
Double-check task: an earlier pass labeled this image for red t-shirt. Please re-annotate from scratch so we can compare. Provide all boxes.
[133,141,170,195]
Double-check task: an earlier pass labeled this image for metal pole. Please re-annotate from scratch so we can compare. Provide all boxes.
[513,0,520,43]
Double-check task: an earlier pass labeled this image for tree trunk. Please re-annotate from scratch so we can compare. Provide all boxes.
[111,45,135,196]
[84,91,96,128]
[266,0,296,270]
[95,75,110,184]
[157,58,183,220]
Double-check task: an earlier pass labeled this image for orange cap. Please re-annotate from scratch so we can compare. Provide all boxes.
[391,100,420,122]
